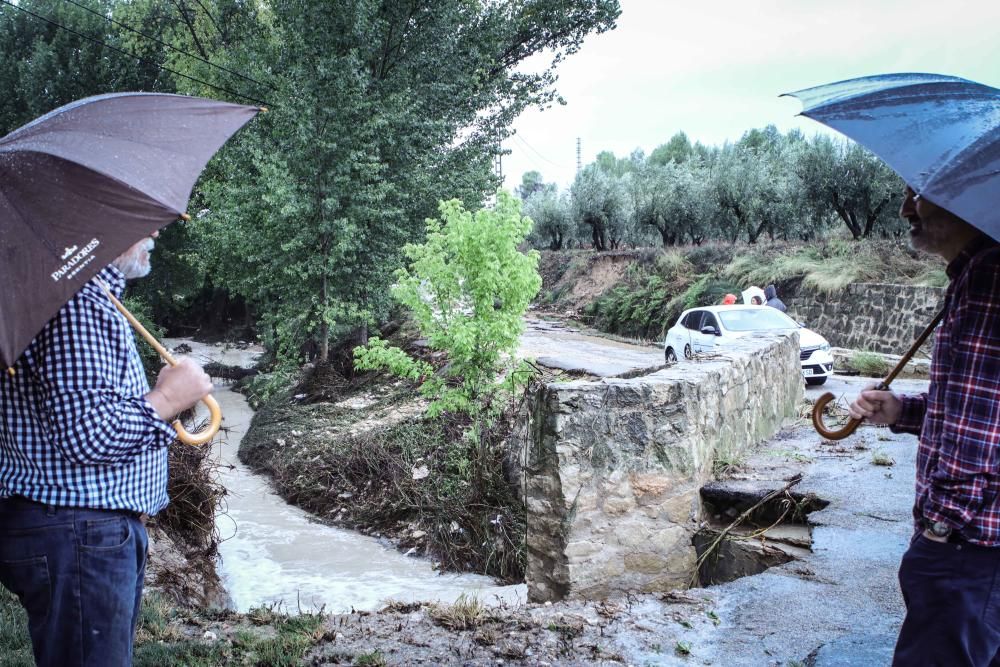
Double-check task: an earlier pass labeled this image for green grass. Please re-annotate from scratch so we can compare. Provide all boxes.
[1,587,327,667]
[849,351,891,377]
[354,650,387,666]
[0,587,32,667]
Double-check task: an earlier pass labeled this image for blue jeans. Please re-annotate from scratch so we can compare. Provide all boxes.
[0,497,148,667]
[895,533,1000,666]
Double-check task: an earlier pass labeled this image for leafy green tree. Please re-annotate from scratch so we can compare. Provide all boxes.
[796,135,904,239]
[571,164,630,250]
[516,170,551,200]
[525,189,572,250]
[649,131,693,165]
[354,191,541,419]
[192,0,620,363]
[0,0,175,133]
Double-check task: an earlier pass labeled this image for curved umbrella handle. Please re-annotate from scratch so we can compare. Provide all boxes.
[98,281,222,446]
[809,308,945,441]
[171,394,223,446]
[811,392,862,440]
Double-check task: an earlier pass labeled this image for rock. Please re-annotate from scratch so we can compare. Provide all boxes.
[411,530,426,539]
[412,465,430,480]
[202,630,217,641]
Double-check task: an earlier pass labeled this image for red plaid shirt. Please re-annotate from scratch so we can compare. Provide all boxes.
[893,236,1000,546]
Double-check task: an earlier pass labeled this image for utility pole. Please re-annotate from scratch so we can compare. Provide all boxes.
[496,128,503,184]
[576,137,582,173]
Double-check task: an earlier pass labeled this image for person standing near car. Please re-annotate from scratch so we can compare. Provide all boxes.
[848,186,1000,665]
[0,232,214,667]
[764,284,786,312]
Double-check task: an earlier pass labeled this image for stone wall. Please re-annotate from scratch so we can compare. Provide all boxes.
[786,283,945,356]
[520,334,802,602]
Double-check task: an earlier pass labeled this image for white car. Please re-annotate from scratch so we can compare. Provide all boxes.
[663,305,835,385]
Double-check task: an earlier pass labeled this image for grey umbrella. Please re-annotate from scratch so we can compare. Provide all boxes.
[0,92,262,444]
[783,72,1000,240]
[785,73,1000,439]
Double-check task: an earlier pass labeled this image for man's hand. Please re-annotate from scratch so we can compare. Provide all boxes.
[146,358,213,420]
[848,383,903,425]
[922,529,949,544]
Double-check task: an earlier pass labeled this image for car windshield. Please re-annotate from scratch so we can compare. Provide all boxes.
[717,308,798,332]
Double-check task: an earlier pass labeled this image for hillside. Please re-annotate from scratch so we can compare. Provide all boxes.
[534,240,945,343]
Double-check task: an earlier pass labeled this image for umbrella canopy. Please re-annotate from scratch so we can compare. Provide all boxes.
[783,73,1000,240]
[0,92,261,368]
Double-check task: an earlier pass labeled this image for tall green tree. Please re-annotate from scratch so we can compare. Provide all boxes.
[0,0,175,133]
[193,0,620,363]
[796,135,904,239]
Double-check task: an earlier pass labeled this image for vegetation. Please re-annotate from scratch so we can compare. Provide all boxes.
[354,193,542,420]
[849,351,893,377]
[239,377,529,582]
[0,588,327,667]
[572,238,940,341]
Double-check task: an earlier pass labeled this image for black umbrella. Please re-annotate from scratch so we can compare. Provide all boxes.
[0,92,262,444]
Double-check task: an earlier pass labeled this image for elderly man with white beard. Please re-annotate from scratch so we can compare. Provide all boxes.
[0,231,213,667]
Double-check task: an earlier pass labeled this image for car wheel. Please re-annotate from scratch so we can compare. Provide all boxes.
[683,344,693,359]
[805,376,827,386]
[665,347,677,364]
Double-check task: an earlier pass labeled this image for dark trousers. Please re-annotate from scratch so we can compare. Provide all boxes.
[895,534,1000,666]
[0,497,148,667]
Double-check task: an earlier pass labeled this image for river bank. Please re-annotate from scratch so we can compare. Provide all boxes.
[135,387,925,665]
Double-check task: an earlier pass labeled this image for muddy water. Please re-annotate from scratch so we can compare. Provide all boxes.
[163,339,525,613]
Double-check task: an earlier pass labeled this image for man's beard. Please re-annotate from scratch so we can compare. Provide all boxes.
[114,239,154,279]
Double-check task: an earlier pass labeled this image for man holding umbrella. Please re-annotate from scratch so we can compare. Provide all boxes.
[0,93,261,666]
[787,74,1000,665]
[851,187,1000,665]
[0,234,213,666]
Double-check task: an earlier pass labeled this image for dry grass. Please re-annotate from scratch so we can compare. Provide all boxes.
[428,594,494,630]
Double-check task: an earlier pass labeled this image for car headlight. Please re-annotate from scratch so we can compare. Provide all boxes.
[820,343,830,352]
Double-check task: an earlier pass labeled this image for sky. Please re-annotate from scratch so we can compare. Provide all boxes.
[501,0,1000,191]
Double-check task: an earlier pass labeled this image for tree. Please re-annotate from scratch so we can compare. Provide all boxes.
[516,170,551,200]
[796,135,904,239]
[525,189,572,250]
[0,0,175,133]
[649,131,693,166]
[192,0,620,363]
[354,191,542,419]
[571,164,629,250]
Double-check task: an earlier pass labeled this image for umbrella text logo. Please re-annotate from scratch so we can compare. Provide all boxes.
[51,238,100,283]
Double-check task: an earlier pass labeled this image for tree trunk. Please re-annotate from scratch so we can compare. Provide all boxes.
[319,273,329,362]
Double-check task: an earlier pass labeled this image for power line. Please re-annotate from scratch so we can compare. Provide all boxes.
[59,0,277,93]
[512,132,569,169]
[0,0,271,107]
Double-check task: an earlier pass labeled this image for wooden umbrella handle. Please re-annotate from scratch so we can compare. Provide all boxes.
[99,283,222,446]
[811,308,945,440]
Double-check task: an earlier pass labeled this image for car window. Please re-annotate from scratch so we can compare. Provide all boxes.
[717,308,798,332]
[702,313,719,330]
[682,311,704,331]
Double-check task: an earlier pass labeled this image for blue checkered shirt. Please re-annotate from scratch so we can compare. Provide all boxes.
[0,266,176,515]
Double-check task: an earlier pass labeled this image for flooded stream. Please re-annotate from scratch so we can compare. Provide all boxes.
[163,339,525,614]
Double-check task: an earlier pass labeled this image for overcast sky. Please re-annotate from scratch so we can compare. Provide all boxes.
[501,0,1000,191]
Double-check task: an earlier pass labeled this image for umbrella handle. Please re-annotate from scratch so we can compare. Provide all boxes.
[811,391,863,440]
[98,282,222,446]
[810,308,945,440]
